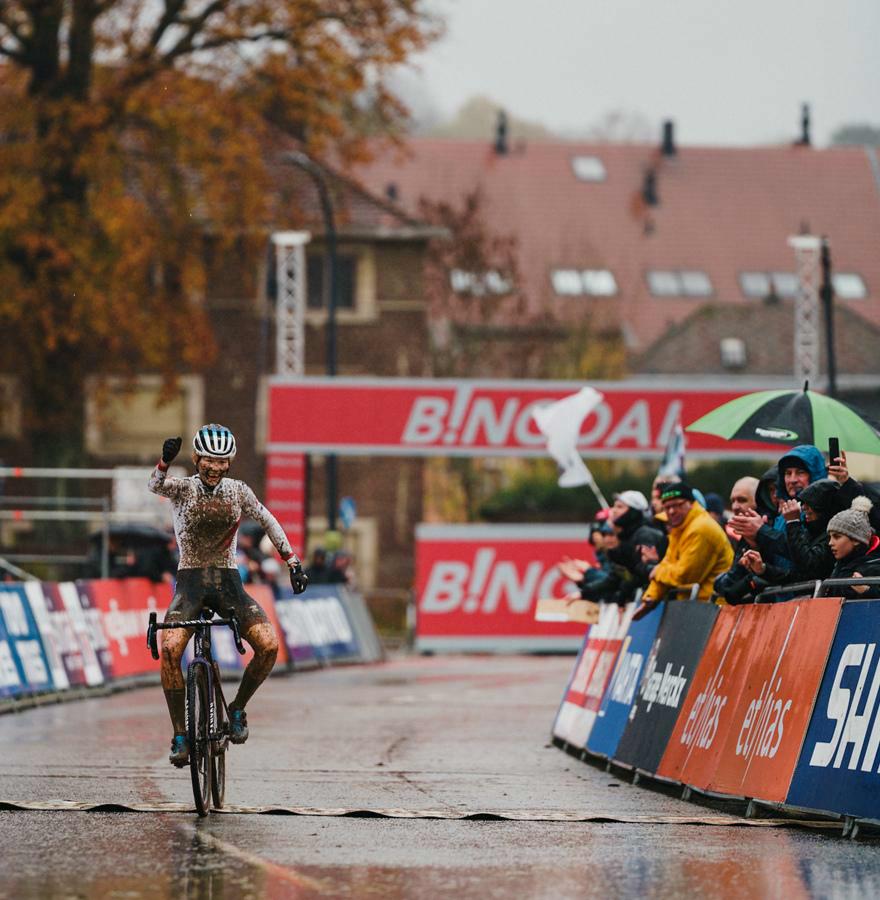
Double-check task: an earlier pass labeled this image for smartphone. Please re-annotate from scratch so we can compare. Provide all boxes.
[829,436,840,465]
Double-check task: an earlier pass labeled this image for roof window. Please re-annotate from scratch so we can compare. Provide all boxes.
[449,268,512,296]
[570,156,606,182]
[720,338,747,369]
[833,273,867,299]
[646,270,713,298]
[552,268,618,297]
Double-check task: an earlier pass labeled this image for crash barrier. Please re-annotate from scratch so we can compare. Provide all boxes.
[0,579,383,702]
[414,523,595,653]
[552,591,880,827]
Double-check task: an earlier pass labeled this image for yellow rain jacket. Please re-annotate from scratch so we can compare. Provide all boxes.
[643,502,734,602]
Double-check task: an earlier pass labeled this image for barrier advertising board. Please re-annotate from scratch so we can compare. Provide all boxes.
[787,598,880,820]
[266,377,777,459]
[586,603,665,759]
[0,584,53,697]
[552,602,633,746]
[72,581,114,682]
[657,599,841,800]
[27,583,104,687]
[275,586,361,664]
[613,601,719,773]
[83,579,169,679]
[707,598,840,801]
[415,524,592,653]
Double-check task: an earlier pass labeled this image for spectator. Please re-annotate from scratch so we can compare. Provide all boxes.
[704,493,727,527]
[607,490,668,605]
[778,478,839,581]
[825,497,880,599]
[634,482,734,618]
[714,477,762,604]
[305,547,332,584]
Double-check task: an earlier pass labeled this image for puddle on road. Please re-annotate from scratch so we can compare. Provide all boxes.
[3,813,880,900]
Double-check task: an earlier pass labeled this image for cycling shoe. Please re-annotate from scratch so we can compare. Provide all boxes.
[228,707,249,744]
[169,734,190,767]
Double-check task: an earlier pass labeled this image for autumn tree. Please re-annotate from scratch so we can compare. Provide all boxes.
[0,1,437,462]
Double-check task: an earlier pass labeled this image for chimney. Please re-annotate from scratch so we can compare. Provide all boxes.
[661,120,676,156]
[642,168,658,206]
[796,103,811,146]
[494,109,509,156]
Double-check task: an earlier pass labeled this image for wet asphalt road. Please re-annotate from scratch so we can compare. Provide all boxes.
[2,654,880,899]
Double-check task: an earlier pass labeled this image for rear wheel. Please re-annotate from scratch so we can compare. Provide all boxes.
[210,674,227,809]
[187,664,212,817]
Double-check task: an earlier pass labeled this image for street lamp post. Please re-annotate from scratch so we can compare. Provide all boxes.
[283,151,338,530]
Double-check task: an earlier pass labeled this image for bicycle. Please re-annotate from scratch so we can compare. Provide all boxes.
[147,610,246,816]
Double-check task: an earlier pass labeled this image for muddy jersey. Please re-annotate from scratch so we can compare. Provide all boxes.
[148,466,294,570]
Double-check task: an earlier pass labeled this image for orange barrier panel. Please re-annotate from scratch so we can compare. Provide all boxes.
[655,606,747,788]
[657,598,842,802]
[708,597,841,801]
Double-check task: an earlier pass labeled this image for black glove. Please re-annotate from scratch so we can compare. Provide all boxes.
[161,436,182,464]
[289,563,309,595]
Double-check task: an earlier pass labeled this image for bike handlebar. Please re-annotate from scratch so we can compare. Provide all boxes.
[146,612,247,659]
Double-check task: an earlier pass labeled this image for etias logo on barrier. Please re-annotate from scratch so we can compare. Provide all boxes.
[809,642,880,771]
[420,548,567,614]
[681,676,727,752]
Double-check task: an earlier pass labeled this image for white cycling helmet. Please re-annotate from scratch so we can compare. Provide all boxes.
[193,423,237,459]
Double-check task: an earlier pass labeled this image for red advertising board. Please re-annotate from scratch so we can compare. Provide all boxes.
[657,599,842,802]
[415,524,593,652]
[85,579,171,678]
[264,452,306,558]
[267,377,779,459]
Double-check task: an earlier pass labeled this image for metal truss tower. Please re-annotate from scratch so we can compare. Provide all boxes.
[271,231,311,376]
[788,235,822,385]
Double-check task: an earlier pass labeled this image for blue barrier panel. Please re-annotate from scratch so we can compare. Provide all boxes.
[613,601,719,773]
[586,603,665,759]
[276,586,360,663]
[787,598,880,820]
[0,584,55,697]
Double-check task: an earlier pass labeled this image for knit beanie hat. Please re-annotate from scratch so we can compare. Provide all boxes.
[827,496,874,545]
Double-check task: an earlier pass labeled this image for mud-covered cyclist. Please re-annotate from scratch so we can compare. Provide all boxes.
[149,424,308,766]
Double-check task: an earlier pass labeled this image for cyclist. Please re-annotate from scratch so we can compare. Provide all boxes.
[149,424,308,766]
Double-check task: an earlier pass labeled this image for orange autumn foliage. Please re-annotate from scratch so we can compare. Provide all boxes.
[0,2,438,456]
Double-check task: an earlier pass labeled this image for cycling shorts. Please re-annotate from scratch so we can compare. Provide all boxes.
[165,567,270,633]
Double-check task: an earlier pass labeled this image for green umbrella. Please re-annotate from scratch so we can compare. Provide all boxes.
[686,383,880,455]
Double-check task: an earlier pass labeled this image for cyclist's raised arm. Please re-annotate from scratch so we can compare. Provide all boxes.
[148,436,186,498]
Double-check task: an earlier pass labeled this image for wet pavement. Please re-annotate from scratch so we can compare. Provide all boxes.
[2,654,880,898]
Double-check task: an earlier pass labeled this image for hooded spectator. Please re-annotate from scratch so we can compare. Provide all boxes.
[826,497,880,599]
[704,493,727,527]
[779,478,839,581]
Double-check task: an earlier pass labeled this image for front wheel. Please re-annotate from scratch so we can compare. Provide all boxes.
[210,674,227,809]
[187,663,212,817]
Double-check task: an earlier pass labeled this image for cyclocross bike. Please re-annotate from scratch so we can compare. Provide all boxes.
[147,611,246,816]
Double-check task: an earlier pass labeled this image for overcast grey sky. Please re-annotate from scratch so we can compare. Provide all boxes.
[408,0,880,146]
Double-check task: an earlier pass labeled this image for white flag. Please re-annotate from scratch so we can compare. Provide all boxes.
[532,387,604,488]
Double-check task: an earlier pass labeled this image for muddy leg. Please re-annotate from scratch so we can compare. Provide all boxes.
[230,622,279,710]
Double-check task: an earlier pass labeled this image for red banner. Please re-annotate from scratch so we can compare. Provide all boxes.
[84,579,171,679]
[267,377,779,458]
[265,453,306,559]
[657,599,842,802]
[415,524,593,652]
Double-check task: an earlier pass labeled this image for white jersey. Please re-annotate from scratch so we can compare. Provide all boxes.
[148,466,294,570]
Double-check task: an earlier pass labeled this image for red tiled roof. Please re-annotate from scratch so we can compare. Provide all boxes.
[352,139,880,350]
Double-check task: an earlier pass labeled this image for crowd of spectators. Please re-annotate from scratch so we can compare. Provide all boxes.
[559,444,880,616]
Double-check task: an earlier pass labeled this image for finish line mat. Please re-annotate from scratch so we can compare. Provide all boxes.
[0,799,841,829]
